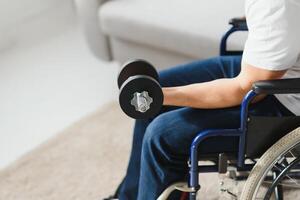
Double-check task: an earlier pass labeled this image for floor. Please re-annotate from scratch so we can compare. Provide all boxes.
[0,2,119,169]
[0,102,243,200]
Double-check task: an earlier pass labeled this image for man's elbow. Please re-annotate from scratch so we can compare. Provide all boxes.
[235,77,254,95]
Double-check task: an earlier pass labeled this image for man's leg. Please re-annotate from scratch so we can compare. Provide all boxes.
[117,56,242,200]
[137,95,294,199]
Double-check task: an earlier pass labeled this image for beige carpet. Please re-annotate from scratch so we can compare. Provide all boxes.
[0,102,240,200]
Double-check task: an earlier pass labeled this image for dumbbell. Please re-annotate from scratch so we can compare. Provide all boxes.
[118,59,164,119]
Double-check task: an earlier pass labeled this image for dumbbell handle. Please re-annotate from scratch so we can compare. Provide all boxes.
[130,91,153,113]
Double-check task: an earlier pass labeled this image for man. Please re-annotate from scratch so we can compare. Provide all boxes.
[106,0,300,199]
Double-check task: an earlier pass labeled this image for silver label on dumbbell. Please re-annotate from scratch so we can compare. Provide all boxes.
[131,91,153,113]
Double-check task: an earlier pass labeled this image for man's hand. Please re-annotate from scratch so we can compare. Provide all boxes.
[162,63,286,109]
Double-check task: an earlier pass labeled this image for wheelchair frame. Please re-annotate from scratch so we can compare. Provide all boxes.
[187,18,251,200]
[188,90,257,199]
[158,18,300,200]
[185,18,300,200]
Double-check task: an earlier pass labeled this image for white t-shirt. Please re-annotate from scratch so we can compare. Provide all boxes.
[242,0,300,115]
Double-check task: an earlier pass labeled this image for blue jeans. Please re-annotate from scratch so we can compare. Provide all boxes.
[117,56,293,200]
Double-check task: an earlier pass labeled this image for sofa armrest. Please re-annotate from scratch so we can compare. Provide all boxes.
[74,0,112,61]
[252,78,300,94]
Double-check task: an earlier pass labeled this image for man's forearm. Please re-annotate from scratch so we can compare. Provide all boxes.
[162,78,249,109]
[162,62,286,109]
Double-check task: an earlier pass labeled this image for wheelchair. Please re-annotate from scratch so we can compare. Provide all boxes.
[158,18,300,200]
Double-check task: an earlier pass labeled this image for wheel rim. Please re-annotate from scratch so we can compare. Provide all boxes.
[252,142,300,199]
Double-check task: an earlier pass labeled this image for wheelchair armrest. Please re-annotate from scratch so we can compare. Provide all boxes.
[229,17,247,29]
[252,78,300,94]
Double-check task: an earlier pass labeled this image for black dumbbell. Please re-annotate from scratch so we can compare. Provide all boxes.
[118,59,163,119]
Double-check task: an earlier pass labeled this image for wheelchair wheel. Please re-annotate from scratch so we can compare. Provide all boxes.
[241,127,300,200]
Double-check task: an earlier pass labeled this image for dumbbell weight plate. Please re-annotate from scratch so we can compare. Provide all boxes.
[119,75,163,119]
[118,59,159,89]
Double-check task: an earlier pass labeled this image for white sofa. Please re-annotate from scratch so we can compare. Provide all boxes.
[75,0,246,68]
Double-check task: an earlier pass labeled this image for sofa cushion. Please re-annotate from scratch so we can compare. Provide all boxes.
[99,0,246,59]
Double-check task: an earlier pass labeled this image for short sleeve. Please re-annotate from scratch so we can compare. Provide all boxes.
[242,0,300,71]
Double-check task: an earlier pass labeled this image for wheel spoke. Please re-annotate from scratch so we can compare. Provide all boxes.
[263,156,300,199]
[273,164,300,187]
[289,150,296,159]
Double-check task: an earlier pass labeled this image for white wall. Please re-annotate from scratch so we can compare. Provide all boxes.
[0,0,73,50]
[0,0,60,27]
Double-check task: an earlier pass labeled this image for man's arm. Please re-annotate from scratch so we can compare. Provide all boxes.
[162,63,286,109]
[163,0,300,109]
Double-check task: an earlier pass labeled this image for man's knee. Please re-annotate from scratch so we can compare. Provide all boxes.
[158,69,174,88]
[141,114,177,159]
[142,113,187,159]
[142,116,165,150]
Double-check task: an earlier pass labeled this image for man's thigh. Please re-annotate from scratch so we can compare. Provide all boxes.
[145,95,289,158]
[159,56,242,88]
[144,105,241,158]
